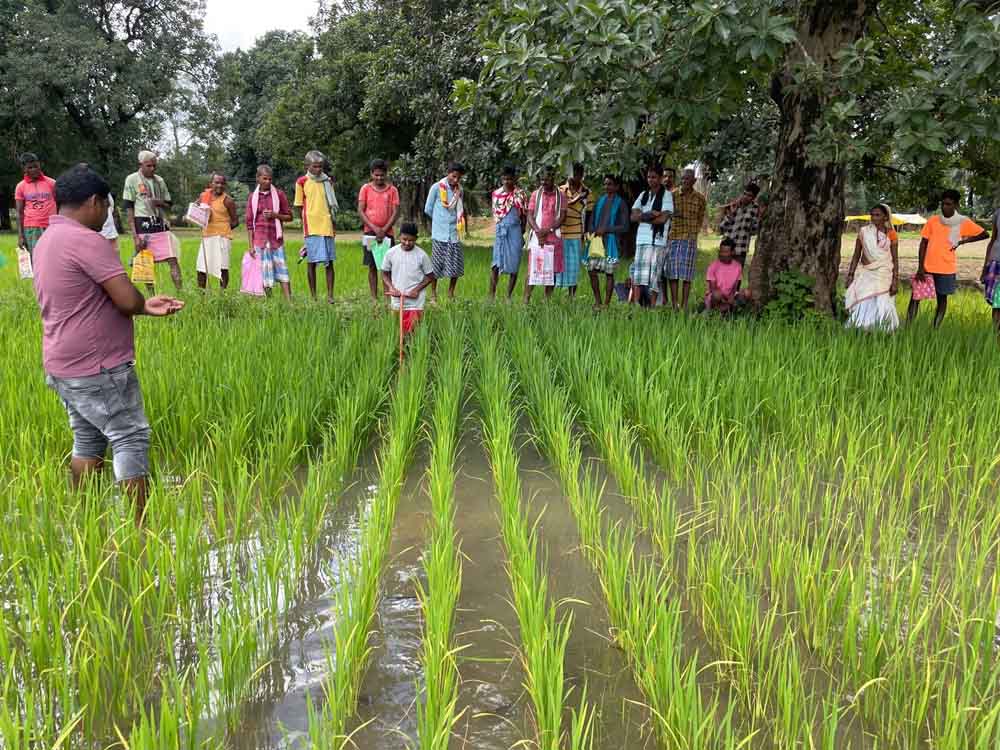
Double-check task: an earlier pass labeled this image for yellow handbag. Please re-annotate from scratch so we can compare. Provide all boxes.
[588,235,606,259]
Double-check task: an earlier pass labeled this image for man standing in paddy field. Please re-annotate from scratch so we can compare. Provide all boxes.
[557,162,591,297]
[719,183,763,267]
[123,150,181,292]
[196,173,239,291]
[247,165,293,299]
[33,165,184,523]
[664,168,707,311]
[907,189,988,328]
[424,162,467,302]
[295,150,339,303]
[358,158,401,301]
[15,152,57,259]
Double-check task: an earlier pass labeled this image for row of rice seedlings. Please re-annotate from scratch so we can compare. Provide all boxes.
[164,312,376,531]
[573,312,1000,746]
[472,317,595,750]
[416,315,465,749]
[0,321,395,746]
[502,308,738,748]
[0,468,217,745]
[672,337,1000,745]
[532,313,850,744]
[0,303,363,508]
[307,324,431,747]
[207,327,397,733]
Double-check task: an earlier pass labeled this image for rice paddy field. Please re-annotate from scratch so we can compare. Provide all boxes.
[2,230,999,749]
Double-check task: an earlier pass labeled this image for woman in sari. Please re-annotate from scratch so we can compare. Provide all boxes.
[489,164,527,300]
[845,203,900,331]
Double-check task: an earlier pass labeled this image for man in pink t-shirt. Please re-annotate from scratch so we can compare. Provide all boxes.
[358,158,401,300]
[14,152,57,257]
[705,238,751,312]
[33,164,184,523]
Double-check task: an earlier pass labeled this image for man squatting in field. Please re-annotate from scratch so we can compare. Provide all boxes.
[33,164,184,523]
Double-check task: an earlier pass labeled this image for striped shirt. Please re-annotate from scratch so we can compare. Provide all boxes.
[560,182,592,240]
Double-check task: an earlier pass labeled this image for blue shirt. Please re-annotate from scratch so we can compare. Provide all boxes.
[424,178,461,243]
[631,189,674,247]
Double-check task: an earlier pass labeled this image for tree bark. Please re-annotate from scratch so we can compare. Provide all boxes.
[0,185,10,231]
[750,0,874,313]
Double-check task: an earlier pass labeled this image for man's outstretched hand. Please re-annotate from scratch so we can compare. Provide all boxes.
[145,296,185,316]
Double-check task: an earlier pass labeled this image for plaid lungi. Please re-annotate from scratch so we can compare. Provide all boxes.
[664,239,697,282]
[431,240,464,278]
[631,244,661,287]
[555,238,582,287]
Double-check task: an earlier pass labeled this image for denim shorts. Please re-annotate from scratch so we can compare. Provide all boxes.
[929,272,957,296]
[304,235,335,265]
[47,362,151,481]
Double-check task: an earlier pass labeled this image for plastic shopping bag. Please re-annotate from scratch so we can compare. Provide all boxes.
[371,238,392,269]
[131,250,155,284]
[240,251,265,296]
[185,202,210,228]
[17,246,33,280]
[910,274,936,301]
[587,235,606,259]
[527,238,555,287]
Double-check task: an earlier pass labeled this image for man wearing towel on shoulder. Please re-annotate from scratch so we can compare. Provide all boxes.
[906,189,988,328]
[123,150,181,292]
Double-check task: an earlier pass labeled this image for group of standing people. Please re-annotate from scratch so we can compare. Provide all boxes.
[14,150,999,333]
[14,151,1000,528]
[488,161,760,311]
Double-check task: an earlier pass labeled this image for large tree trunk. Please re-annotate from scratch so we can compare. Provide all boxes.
[0,185,11,231]
[750,0,873,313]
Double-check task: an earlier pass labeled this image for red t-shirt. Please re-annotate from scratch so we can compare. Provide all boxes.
[15,175,57,228]
[33,215,135,377]
[358,183,400,235]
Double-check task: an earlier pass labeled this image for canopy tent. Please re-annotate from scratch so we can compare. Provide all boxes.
[846,213,927,226]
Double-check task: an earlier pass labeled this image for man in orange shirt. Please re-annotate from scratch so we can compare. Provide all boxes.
[907,189,988,328]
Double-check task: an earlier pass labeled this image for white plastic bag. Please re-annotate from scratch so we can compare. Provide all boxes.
[17,246,33,280]
[527,237,555,287]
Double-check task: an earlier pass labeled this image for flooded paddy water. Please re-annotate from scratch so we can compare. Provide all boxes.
[5,295,999,750]
[214,425,658,750]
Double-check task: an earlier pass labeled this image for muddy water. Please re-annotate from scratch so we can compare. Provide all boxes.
[449,435,530,750]
[221,465,378,748]
[517,437,656,750]
[223,426,661,749]
[347,445,431,749]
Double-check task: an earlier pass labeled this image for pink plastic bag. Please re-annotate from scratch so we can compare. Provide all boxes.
[910,273,936,301]
[240,251,265,296]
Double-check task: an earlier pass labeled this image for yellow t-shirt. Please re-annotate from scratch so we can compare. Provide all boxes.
[294,177,335,237]
[922,215,984,274]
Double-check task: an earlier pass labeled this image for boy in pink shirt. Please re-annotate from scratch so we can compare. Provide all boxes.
[705,238,751,312]
[15,152,57,258]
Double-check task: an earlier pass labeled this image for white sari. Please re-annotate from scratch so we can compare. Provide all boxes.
[845,224,898,331]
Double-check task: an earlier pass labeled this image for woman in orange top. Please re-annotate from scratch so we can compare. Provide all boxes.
[196,173,239,290]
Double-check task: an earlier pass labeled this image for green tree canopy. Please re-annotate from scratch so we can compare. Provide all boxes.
[470,0,1000,310]
[0,0,215,188]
